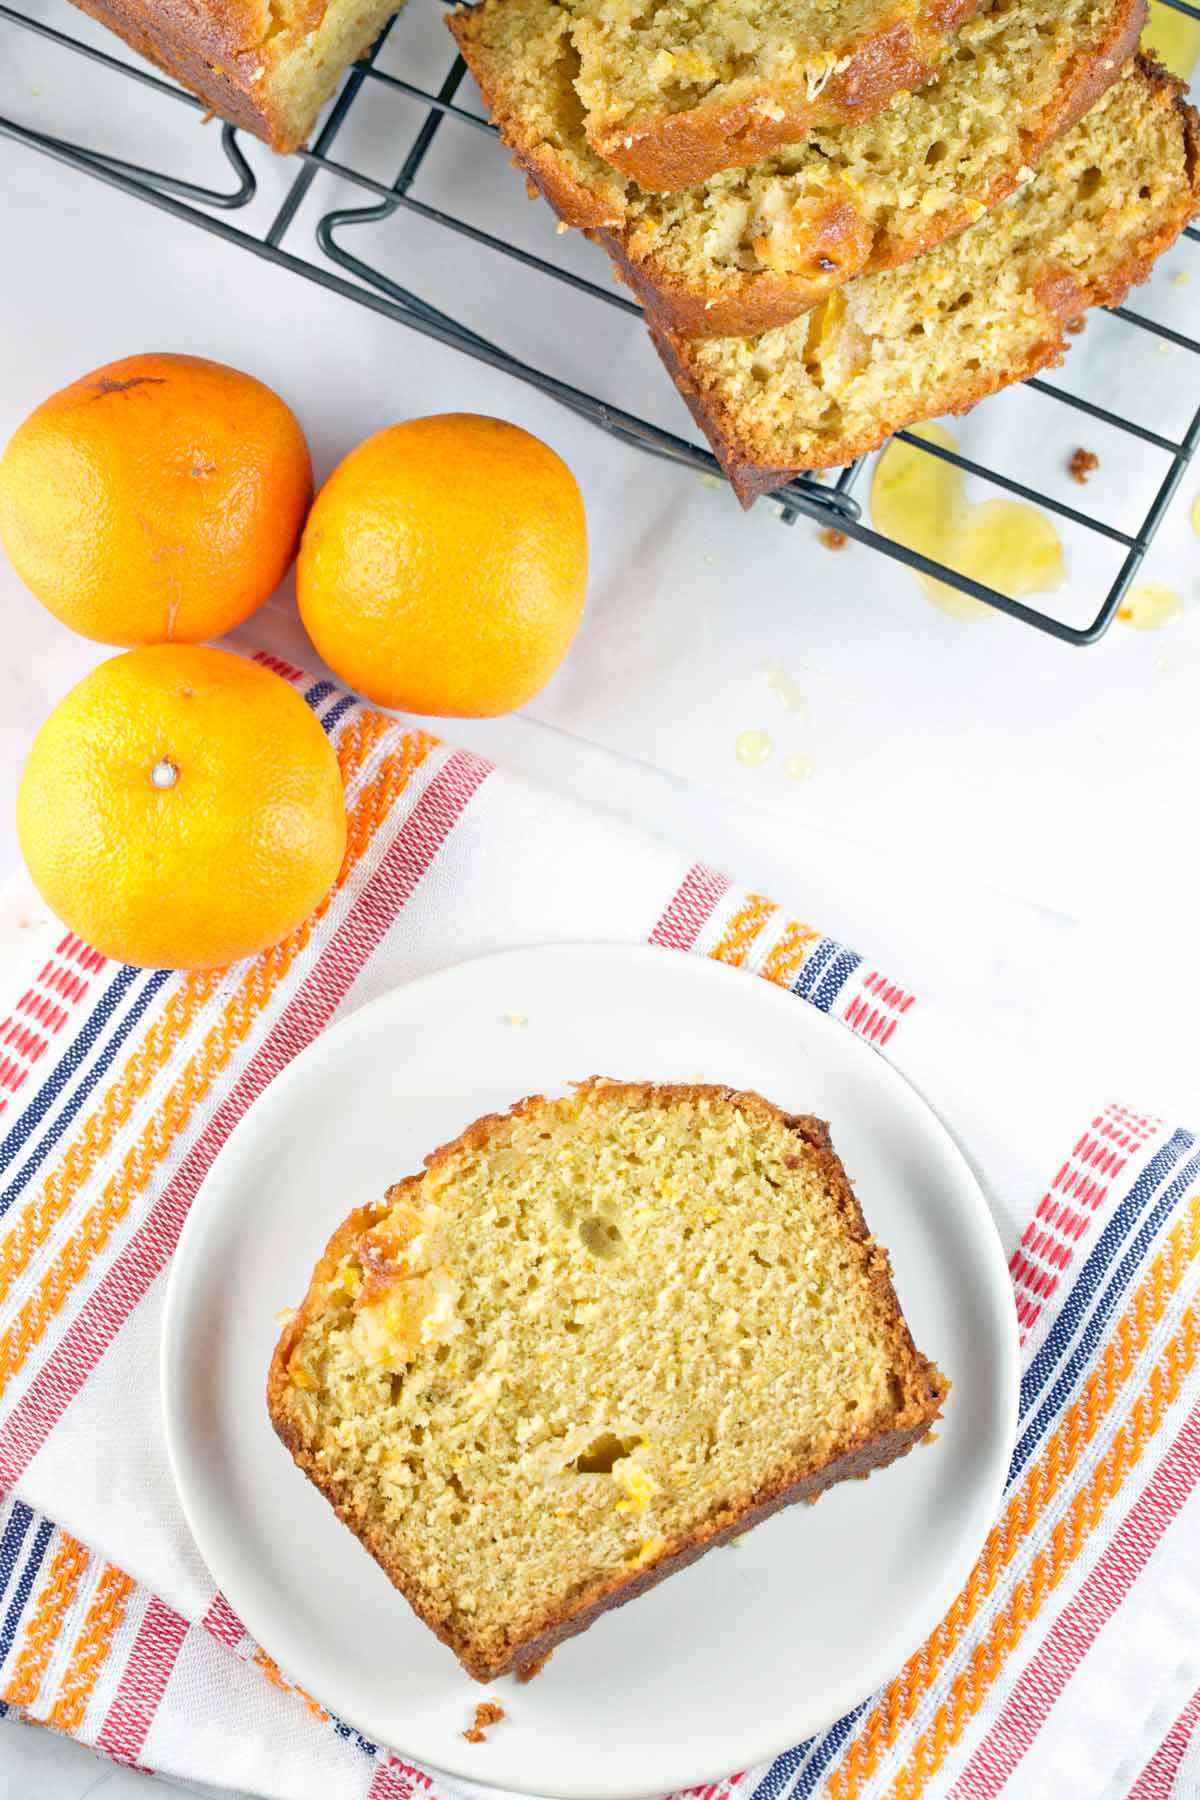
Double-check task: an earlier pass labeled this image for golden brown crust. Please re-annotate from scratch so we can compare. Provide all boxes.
[477,1411,941,1678]
[66,0,391,151]
[447,6,626,229]
[649,68,1200,507]
[267,1081,948,1681]
[587,0,982,191]
[600,201,875,339]
[66,0,284,143]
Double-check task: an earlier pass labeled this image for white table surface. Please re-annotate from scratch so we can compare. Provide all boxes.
[2,4,1199,1793]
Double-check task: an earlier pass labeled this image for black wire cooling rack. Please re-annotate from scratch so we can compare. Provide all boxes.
[2,0,1199,644]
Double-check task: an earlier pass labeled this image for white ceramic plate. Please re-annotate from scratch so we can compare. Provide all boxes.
[162,943,1018,1799]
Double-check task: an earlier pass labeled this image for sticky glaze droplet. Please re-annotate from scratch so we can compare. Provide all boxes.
[766,665,806,715]
[150,759,179,790]
[1191,494,1200,538]
[784,753,814,782]
[504,1011,528,1028]
[1117,584,1185,630]
[735,731,774,768]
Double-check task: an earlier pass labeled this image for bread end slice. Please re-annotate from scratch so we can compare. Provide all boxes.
[69,0,405,150]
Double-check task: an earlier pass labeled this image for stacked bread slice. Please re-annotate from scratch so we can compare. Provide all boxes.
[450,0,1200,502]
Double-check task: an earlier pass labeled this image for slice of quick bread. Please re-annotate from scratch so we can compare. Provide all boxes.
[451,0,1145,336]
[67,0,405,150]
[649,58,1200,502]
[268,1082,948,1681]
[514,0,983,190]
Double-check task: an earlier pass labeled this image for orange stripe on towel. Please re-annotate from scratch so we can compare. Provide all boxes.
[0,707,399,1315]
[4,1531,90,1710]
[252,1643,329,1723]
[829,1196,1200,1800]
[709,895,777,968]
[758,919,822,989]
[0,722,436,1392]
[47,1563,136,1732]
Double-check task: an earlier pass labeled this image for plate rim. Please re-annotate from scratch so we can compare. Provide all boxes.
[161,940,1020,1800]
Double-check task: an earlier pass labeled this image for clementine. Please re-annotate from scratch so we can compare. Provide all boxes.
[17,646,346,970]
[296,414,587,716]
[0,353,312,646]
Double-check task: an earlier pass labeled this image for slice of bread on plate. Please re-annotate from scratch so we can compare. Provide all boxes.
[451,0,1145,336]
[647,58,1200,502]
[268,1080,947,1681]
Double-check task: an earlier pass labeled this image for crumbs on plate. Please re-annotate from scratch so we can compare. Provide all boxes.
[464,1701,506,1744]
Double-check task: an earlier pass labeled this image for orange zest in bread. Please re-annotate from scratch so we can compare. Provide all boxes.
[268,1081,947,1681]
[451,0,1146,336]
[647,59,1200,503]
[459,0,984,192]
[66,0,408,151]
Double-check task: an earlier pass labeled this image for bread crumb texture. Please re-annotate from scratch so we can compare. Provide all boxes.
[531,0,982,184]
[569,0,934,122]
[269,1083,946,1678]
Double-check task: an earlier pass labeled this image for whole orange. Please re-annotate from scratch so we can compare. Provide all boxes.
[0,353,313,646]
[17,646,347,970]
[296,414,587,716]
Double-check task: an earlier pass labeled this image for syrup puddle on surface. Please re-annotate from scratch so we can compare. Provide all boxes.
[784,752,813,783]
[735,730,774,768]
[870,423,1066,619]
[1192,493,1200,538]
[1117,584,1185,630]
[1143,0,1200,77]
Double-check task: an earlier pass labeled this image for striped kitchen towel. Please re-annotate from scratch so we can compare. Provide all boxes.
[0,651,1196,1800]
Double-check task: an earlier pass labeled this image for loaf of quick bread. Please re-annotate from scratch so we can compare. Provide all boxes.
[268,1081,947,1680]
